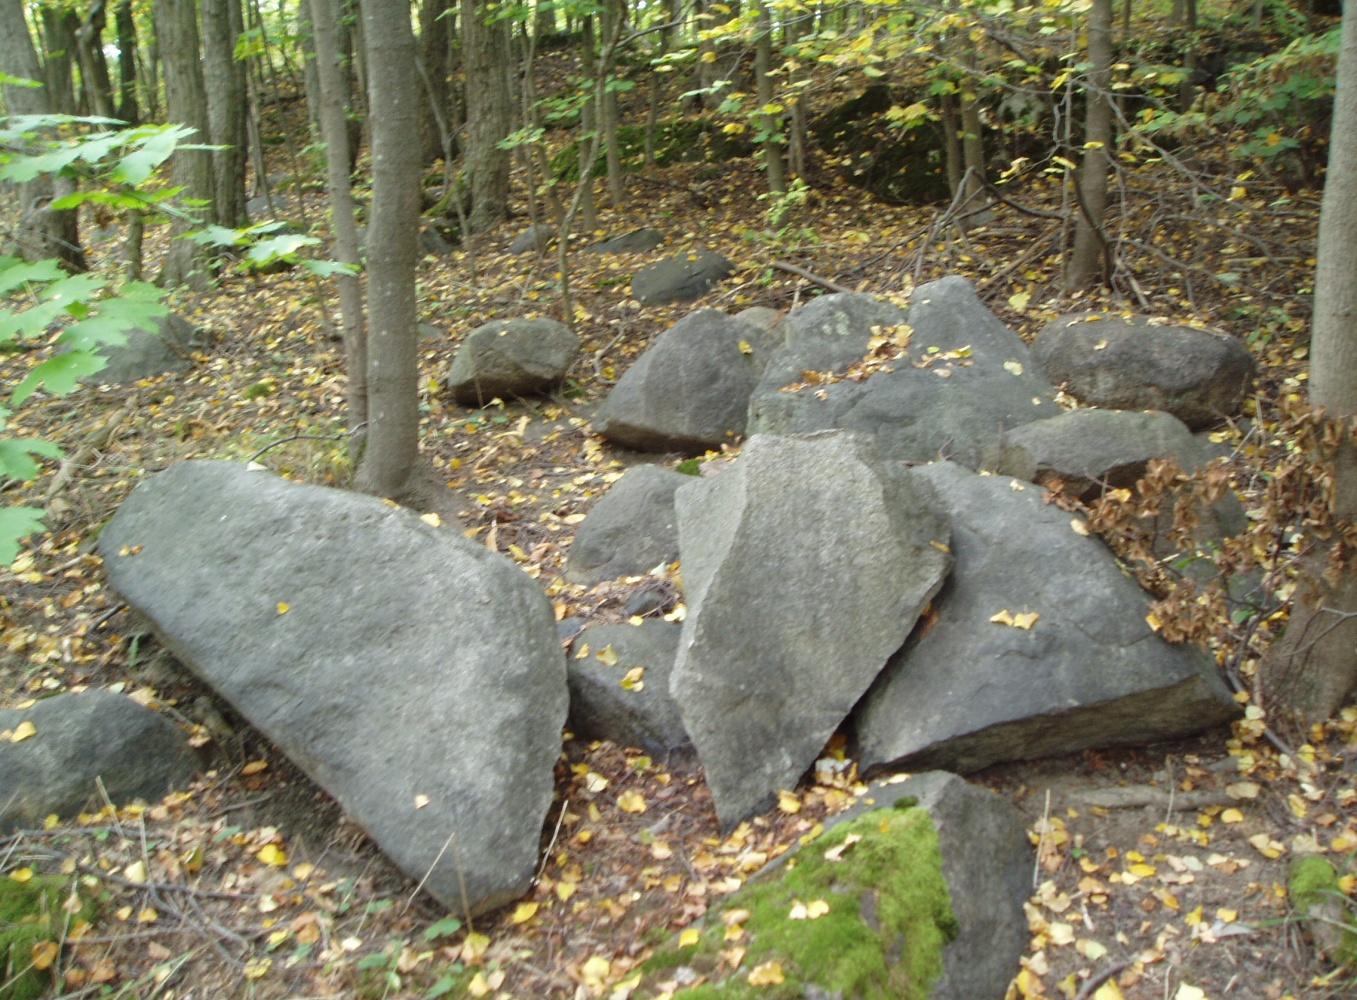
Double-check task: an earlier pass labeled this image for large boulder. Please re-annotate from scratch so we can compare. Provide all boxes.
[80,312,202,385]
[567,621,690,756]
[0,690,199,833]
[565,465,690,584]
[631,247,734,305]
[447,318,581,406]
[594,310,760,453]
[747,277,1061,468]
[1032,312,1255,429]
[854,463,1239,775]
[639,772,1029,1000]
[98,461,567,915]
[672,432,951,826]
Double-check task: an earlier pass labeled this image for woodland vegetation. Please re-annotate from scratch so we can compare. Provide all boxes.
[2,0,1357,997]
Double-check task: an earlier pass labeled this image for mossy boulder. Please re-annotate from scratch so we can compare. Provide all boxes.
[1289,855,1357,969]
[640,772,1029,999]
[1,874,98,1000]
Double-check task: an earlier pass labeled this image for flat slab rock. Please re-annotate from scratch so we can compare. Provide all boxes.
[98,461,567,915]
[747,277,1060,468]
[672,432,951,826]
[567,621,689,756]
[0,690,199,833]
[565,465,690,585]
[631,247,734,305]
[1032,312,1255,429]
[854,462,1239,774]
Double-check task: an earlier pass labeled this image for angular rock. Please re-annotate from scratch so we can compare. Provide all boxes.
[507,223,555,254]
[80,313,202,385]
[1032,312,1255,429]
[854,463,1239,775]
[595,310,759,452]
[991,408,1222,501]
[640,772,1028,1000]
[747,277,1061,468]
[672,432,951,826]
[0,690,198,833]
[567,621,689,756]
[98,461,567,915]
[565,465,690,584]
[586,228,664,254]
[631,247,733,305]
[447,318,581,406]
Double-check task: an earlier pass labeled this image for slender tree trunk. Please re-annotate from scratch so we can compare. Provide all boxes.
[1260,6,1357,725]
[942,92,963,197]
[959,38,989,223]
[203,0,248,227]
[578,15,598,230]
[309,0,368,445]
[355,0,421,497]
[298,0,324,139]
[419,0,454,164]
[114,0,139,123]
[0,0,86,272]
[754,0,786,196]
[140,6,161,121]
[38,5,79,115]
[1178,0,1198,111]
[1065,0,1113,290]
[461,0,513,232]
[75,1,115,119]
[785,11,808,180]
[601,0,626,209]
[155,0,214,286]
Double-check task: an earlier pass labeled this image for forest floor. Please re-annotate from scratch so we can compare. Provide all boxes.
[3,60,1357,1000]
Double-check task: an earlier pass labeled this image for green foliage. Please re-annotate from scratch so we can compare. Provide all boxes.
[0,873,98,1000]
[1289,855,1357,969]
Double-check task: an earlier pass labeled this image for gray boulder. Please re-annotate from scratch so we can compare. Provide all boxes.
[854,463,1239,775]
[1032,312,1255,429]
[595,310,759,452]
[748,277,1061,468]
[447,318,581,406]
[0,690,198,833]
[586,228,664,254]
[508,223,555,254]
[640,772,1028,1000]
[567,621,689,756]
[631,247,734,305]
[98,461,567,915]
[79,312,202,385]
[672,432,951,826]
[565,465,690,584]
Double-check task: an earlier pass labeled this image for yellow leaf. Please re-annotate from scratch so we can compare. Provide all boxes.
[556,880,578,901]
[701,50,718,63]
[748,960,785,986]
[467,971,491,997]
[584,771,609,793]
[1012,612,1040,630]
[805,899,830,919]
[1145,611,1162,632]
[276,601,290,615]
[1003,359,1025,375]
[256,843,288,867]
[137,907,158,923]
[1070,519,1090,536]
[414,794,430,810]
[618,790,647,814]
[511,901,539,924]
[581,955,611,987]
[241,759,269,776]
[1128,863,1156,878]
[620,666,645,691]
[679,927,701,947]
[123,860,147,885]
[738,340,754,356]
[1216,907,1237,923]
[461,931,491,962]
[1008,292,1031,312]
[10,720,36,743]
[989,609,1015,626]
[1221,808,1244,824]
[243,958,272,980]
[596,645,619,667]
[420,512,443,527]
[30,939,58,970]
[777,790,801,814]
[9,868,33,883]
[1093,981,1126,1000]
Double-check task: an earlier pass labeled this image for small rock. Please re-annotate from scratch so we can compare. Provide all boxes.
[631,247,734,305]
[567,621,690,756]
[447,317,581,406]
[586,228,664,254]
[566,465,690,585]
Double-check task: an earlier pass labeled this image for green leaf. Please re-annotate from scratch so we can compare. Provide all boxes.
[0,438,62,481]
[246,233,320,265]
[11,350,108,404]
[425,975,460,999]
[422,917,463,942]
[0,506,46,565]
[300,259,360,278]
[0,258,65,297]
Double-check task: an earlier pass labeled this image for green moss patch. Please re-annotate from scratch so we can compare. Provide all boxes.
[1289,855,1357,969]
[642,802,957,999]
[1,873,95,1000]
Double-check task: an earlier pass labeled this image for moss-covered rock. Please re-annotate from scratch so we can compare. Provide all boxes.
[641,801,957,999]
[1289,855,1357,968]
[1,873,97,1000]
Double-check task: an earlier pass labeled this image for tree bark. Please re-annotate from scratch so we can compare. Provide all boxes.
[75,1,115,119]
[460,0,514,232]
[298,0,324,140]
[113,0,139,123]
[419,0,454,164]
[202,0,248,227]
[754,0,786,196]
[601,0,626,209]
[1065,0,1113,290]
[1260,6,1357,724]
[155,0,214,287]
[0,0,86,272]
[38,5,79,115]
[354,0,422,497]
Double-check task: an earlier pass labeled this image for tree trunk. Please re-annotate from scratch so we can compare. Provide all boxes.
[1179,0,1198,111]
[1260,6,1357,725]
[38,5,79,115]
[309,0,368,445]
[0,0,86,272]
[1065,0,1113,290]
[114,0,139,123]
[578,14,598,230]
[959,38,990,224]
[202,0,248,227]
[354,0,421,497]
[155,0,214,286]
[460,0,513,232]
[601,0,626,209]
[75,2,115,119]
[419,0,454,164]
[298,0,324,139]
[754,0,786,196]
